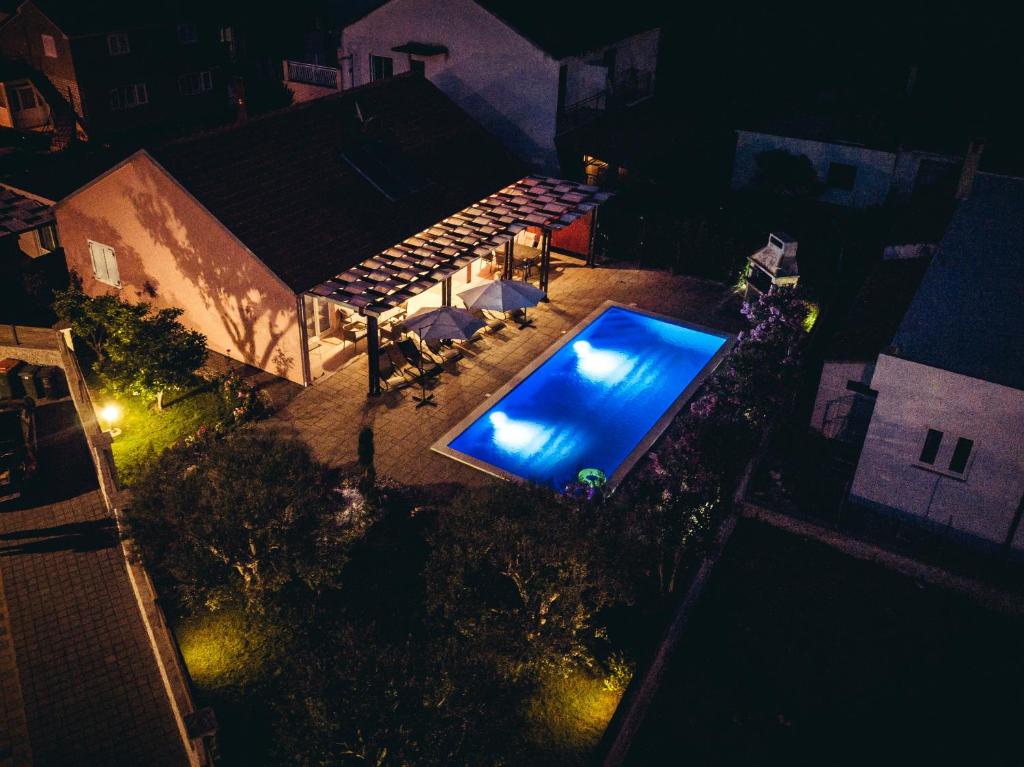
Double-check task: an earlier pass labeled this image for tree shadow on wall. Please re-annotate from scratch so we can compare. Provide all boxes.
[68,158,298,380]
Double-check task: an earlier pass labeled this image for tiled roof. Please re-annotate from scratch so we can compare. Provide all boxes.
[476,0,660,59]
[309,175,611,315]
[891,173,1024,390]
[825,256,931,362]
[0,187,53,237]
[150,74,526,293]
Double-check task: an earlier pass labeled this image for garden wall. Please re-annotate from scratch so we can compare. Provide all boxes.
[2,324,215,766]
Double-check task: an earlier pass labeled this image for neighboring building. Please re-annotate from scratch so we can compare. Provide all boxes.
[0,0,231,140]
[54,75,532,385]
[810,256,930,444]
[849,173,1024,552]
[0,184,65,323]
[0,184,58,255]
[731,118,972,208]
[339,0,660,172]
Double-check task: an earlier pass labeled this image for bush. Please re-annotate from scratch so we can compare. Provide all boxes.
[129,430,373,611]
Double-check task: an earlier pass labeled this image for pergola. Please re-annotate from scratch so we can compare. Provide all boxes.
[306,175,613,395]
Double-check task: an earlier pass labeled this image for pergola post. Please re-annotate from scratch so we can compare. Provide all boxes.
[366,314,381,397]
[503,239,513,280]
[539,228,551,295]
[587,208,600,267]
[442,276,452,306]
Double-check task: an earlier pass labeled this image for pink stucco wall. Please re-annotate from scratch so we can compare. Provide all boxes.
[55,152,306,384]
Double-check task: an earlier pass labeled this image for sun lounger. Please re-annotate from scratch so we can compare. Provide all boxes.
[398,339,442,376]
[471,309,506,333]
[426,339,465,365]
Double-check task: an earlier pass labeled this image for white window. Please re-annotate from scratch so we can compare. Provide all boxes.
[41,34,57,58]
[107,33,130,55]
[88,240,120,287]
[177,23,198,44]
[178,71,213,96]
[109,83,148,110]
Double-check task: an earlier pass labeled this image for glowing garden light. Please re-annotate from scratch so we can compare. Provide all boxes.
[99,402,123,437]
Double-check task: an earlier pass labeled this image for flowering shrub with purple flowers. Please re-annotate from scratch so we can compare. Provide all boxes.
[611,287,811,594]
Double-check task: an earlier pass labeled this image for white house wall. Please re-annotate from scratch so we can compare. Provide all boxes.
[810,360,874,433]
[342,0,561,170]
[850,354,1024,549]
[562,28,659,106]
[732,130,898,207]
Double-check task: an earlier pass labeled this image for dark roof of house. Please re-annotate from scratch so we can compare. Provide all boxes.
[149,74,526,293]
[825,257,931,362]
[0,143,136,202]
[21,0,164,36]
[890,173,1024,390]
[475,0,660,58]
[340,0,660,59]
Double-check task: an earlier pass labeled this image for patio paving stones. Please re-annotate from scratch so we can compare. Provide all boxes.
[270,261,745,489]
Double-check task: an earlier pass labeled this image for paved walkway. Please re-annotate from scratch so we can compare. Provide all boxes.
[0,401,188,767]
[271,260,745,488]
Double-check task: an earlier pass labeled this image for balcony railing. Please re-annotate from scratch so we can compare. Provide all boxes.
[284,60,340,89]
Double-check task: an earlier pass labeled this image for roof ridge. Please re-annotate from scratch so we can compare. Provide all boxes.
[152,73,420,153]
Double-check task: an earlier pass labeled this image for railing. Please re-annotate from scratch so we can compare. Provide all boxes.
[284,60,340,89]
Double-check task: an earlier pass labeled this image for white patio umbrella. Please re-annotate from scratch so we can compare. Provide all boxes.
[457,279,545,327]
[402,306,484,407]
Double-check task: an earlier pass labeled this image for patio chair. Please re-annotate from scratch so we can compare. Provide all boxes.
[384,344,418,381]
[376,348,409,390]
[397,339,442,377]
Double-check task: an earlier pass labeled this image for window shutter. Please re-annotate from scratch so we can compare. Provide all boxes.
[88,240,105,281]
[88,241,119,286]
[102,245,120,286]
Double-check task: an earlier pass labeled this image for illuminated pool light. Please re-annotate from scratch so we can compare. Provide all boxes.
[488,410,551,456]
[572,339,635,384]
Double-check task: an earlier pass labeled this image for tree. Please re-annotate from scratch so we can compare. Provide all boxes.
[52,281,148,362]
[425,483,628,680]
[752,149,823,198]
[98,306,207,410]
[129,431,364,610]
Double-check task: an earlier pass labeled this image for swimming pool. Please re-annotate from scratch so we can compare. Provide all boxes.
[433,301,735,490]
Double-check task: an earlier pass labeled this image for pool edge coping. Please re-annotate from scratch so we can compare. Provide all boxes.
[430,299,737,492]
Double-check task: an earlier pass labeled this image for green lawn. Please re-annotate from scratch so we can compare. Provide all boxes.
[106,382,225,486]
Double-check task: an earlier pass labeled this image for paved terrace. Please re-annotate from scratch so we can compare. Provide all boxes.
[0,402,188,767]
[271,259,746,487]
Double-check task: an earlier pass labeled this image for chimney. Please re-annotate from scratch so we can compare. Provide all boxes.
[955,138,985,201]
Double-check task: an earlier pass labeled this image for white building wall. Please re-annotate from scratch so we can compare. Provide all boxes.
[731,130,898,207]
[810,360,874,433]
[850,354,1024,549]
[341,0,561,171]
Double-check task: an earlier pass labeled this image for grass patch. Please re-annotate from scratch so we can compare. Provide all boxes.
[175,608,280,691]
[523,665,627,764]
[107,382,225,486]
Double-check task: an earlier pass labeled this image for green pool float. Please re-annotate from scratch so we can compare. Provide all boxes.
[577,467,607,488]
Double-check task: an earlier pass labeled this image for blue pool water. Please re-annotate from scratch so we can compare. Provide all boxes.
[444,306,728,488]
